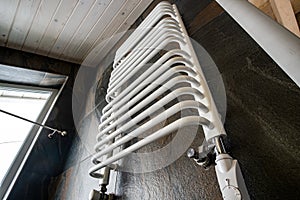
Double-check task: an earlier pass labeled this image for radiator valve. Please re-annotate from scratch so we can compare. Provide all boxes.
[187,145,215,170]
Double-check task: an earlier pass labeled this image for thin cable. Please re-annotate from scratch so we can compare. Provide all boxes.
[0,108,66,138]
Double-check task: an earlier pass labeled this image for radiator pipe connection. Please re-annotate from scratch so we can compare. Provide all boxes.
[90,137,117,199]
[187,136,227,169]
[213,136,226,155]
[187,138,216,170]
[188,136,250,199]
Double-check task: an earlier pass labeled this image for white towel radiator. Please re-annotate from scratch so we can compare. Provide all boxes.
[89,2,250,200]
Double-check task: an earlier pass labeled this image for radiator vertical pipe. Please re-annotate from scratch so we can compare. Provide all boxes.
[215,0,300,87]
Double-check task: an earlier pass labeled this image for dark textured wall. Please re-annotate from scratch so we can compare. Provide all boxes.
[192,13,300,200]
[0,47,79,199]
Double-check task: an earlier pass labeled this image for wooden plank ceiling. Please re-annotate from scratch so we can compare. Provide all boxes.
[0,0,153,65]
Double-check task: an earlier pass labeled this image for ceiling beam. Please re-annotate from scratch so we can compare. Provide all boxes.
[248,0,275,19]
[291,0,300,14]
[269,0,300,37]
[248,0,269,7]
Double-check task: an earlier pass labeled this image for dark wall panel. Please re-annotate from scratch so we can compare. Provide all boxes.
[191,13,300,199]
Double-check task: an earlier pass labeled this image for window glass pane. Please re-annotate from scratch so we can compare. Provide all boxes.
[0,87,52,185]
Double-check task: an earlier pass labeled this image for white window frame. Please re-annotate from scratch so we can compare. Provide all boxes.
[0,80,67,199]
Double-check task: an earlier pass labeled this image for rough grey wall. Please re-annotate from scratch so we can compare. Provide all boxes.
[191,13,300,199]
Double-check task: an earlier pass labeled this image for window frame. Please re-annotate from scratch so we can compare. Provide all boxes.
[0,81,66,199]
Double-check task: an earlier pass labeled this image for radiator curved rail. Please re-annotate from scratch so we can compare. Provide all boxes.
[89,2,250,199]
[89,116,212,177]
[90,0,226,178]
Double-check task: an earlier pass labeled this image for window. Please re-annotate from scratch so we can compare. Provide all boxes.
[0,83,58,198]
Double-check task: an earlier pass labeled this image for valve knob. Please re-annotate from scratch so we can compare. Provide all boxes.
[187,148,199,159]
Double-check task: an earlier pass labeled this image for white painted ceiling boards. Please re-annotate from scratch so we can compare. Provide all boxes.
[0,0,153,65]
